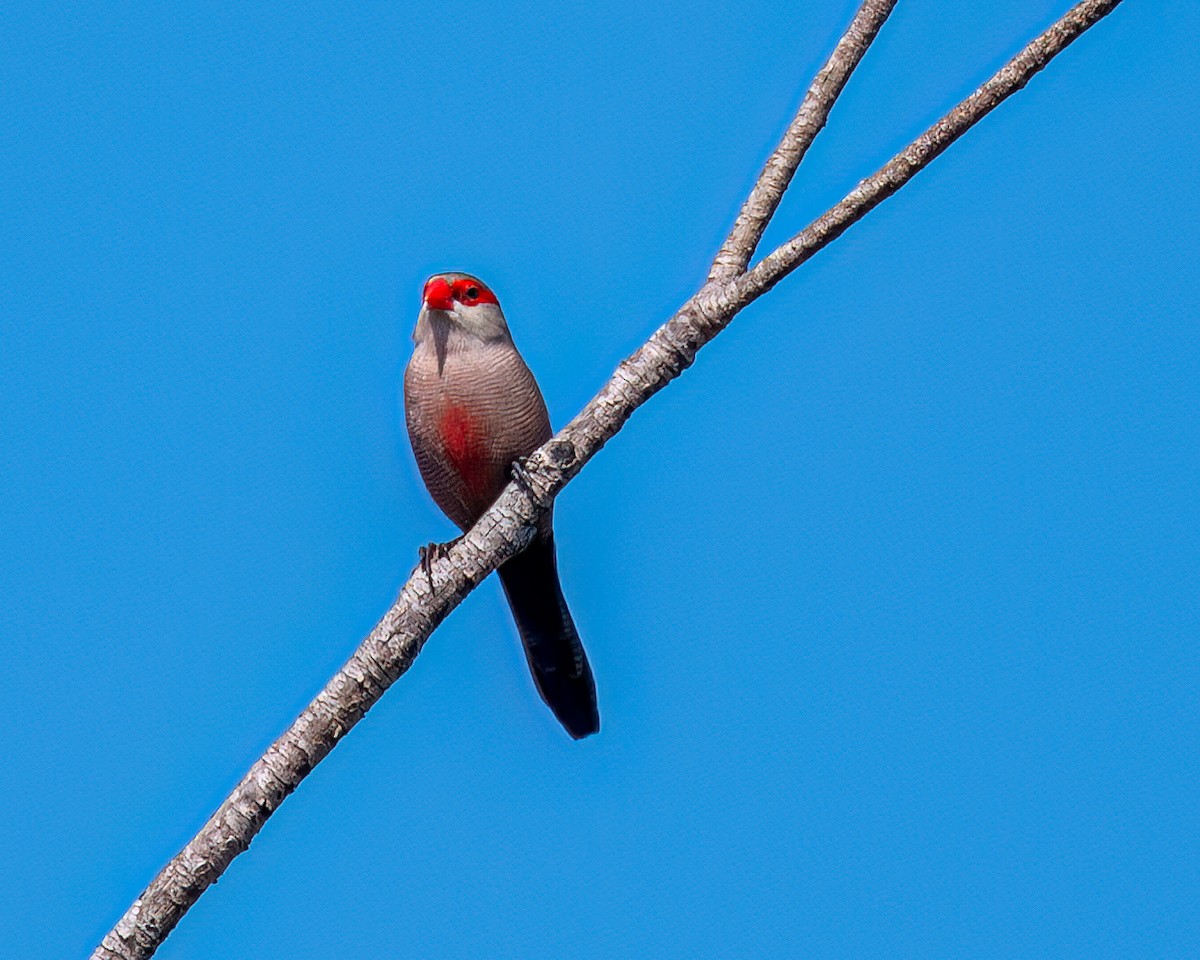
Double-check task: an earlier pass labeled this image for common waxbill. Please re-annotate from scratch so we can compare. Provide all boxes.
[403,273,599,739]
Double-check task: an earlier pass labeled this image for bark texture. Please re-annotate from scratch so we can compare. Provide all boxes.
[93,1,1124,957]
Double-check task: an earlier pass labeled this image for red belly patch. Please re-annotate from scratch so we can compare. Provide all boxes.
[439,405,490,499]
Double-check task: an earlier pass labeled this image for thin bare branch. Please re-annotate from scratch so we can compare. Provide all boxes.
[725,0,1125,307]
[92,2,1124,957]
[709,0,898,282]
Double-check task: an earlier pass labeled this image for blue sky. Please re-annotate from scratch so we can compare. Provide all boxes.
[2,1,1197,957]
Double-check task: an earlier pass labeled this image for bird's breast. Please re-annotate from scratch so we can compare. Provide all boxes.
[437,404,490,501]
[405,336,553,529]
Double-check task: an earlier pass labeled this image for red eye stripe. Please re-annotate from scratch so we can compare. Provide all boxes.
[451,278,498,307]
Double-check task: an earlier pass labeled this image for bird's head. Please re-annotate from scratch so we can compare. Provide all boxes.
[418,273,509,342]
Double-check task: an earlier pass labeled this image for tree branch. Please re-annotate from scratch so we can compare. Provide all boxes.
[725,0,1124,307]
[92,1,1124,957]
[708,0,898,283]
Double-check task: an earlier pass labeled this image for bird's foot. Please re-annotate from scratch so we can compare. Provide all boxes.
[511,457,551,509]
[418,538,460,589]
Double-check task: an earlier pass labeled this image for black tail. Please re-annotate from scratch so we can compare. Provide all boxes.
[497,535,599,739]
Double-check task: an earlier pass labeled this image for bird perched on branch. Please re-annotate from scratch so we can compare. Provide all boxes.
[403,273,599,739]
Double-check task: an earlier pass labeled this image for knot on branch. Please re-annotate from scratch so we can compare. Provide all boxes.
[659,313,709,371]
[546,439,577,469]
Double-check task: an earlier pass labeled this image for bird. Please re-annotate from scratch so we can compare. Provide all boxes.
[403,272,599,739]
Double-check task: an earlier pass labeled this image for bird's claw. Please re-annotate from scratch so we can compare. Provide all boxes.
[418,538,459,589]
[511,457,551,508]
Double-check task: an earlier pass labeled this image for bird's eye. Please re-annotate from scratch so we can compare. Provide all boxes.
[465,286,480,300]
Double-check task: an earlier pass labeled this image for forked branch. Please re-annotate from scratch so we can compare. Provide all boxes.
[93,2,1124,957]
[709,0,898,282]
